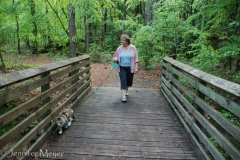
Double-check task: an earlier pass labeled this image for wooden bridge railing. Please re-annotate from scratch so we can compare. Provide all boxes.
[161,56,240,160]
[0,54,91,160]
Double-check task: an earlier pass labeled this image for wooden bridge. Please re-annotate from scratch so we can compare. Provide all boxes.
[0,55,240,160]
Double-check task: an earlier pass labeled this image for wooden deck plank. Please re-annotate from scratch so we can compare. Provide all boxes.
[35,87,198,159]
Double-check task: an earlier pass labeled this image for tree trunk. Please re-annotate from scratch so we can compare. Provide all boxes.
[101,9,107,50]
[236,58,240,72]
[68,3,76,58]
[110,9,114,51]
[146,0,152,25]
[145,0,152,69]
[13,0,21,54]
[141,2,146,24]
[235,0,240,72]
[152,0,159,21]
[201,14,205,33]
[122,0,126,33]
[0,50,6,74]
[84,15,89,54]
[45,2,52,45]
[25,36,31,50]
[29,0,38,54]
[229,57,232,70]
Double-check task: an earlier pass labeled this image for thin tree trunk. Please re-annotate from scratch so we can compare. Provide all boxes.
[235,0,240,72]
[84,15,89,54]
[45,2,52,45]
[142,2,146,23]
[13,0,21,54]
[29,0,38,54]
[46,0,68,36]
[236,58,240,72]
[62,7,68,20]
[146,0,152,25]
[229,57,232,70]
[0,50,6,74]
[110,9,114,51]
[122,0,126,33]
[201,14,205,33]
[153,0,159,21]
[145,0,152,69]
[25,36,31,50]
[190,0,195,26]
[101,9,107,50]
[68,3,76,58]
[83,2,89,54]
[16,15,21,54]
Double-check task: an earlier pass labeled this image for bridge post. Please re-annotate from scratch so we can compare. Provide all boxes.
[41,71,51,132]
[69,61,79,102]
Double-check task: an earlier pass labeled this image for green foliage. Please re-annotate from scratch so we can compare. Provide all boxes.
[89,43,103,63]
[209,136,229,158]
[16,120,38,140]
[208,108,240,158]
[4,56,36,69]
[220,109,240,127]
[204,96,212,105]
[132,25,159,68]
[184,94,194,105]
[179,78,188,86]
[89,43,112,63]
[0,119,20,136]
[0,101,16,115]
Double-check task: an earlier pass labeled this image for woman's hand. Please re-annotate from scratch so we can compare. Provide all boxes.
[113,57,117,62]
[135,62,138,73]
[134,68,138,73]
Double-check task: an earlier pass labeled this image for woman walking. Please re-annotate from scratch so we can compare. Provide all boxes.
[113,34,139,102]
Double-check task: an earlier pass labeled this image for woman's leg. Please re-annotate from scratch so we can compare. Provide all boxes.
[119,66,127,101]
[126,86,129,96]
[126,68,134,96]
[119,66,127,90]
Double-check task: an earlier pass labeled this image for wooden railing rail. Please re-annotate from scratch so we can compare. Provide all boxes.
[0,54,91,160]
[161,56,240,160]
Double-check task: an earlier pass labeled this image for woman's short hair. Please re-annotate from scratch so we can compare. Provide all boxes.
[121,34,131,45]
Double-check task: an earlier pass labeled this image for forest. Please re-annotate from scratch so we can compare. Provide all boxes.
[0,0,239,82]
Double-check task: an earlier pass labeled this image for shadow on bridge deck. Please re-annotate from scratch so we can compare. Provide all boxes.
[36,87,198,160]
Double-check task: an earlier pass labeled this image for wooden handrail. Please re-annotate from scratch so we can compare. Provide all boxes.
[163,57,240,97]
[0,54,90,88]
[0,54,91,160]
[161,56,240,160]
